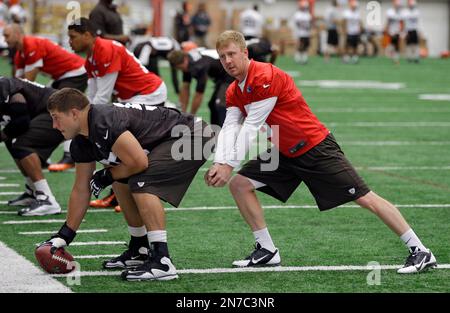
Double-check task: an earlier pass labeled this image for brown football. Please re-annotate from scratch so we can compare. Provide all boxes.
[35,243,75,274]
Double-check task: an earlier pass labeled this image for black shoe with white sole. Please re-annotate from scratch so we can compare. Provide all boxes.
[397,247,437,274]
[18,191,61,216]
[8,185,35,207]
[232,243,281,267]
[103,246,149,270]
[121,255,178,281]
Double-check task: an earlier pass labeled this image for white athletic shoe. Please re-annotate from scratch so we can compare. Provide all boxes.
[121,256,179,281]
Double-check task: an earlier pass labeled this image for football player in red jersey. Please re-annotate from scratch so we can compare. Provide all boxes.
[3,23,88,172]
[67,18,168,210]
[205,30,436,274]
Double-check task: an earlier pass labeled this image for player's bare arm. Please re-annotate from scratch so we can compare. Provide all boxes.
[109,131,149,180]
[66,162,96,231]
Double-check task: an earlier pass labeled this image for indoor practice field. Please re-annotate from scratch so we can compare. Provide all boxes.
[0,55,449,293]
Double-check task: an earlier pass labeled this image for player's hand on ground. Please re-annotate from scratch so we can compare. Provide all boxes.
[90,168,114,198]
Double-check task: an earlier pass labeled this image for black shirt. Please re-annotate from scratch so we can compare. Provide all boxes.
[0,77,55,138]
[89,1,124,36]
[70,104,195,165]
[182,49,232,93]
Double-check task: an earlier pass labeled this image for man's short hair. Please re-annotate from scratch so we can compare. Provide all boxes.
[47,88,90,112]
[167,50,186,66]
[216,30,246,51]
[68,17,96,36]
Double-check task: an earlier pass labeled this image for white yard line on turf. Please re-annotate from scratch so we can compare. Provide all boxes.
[327,122,450,127]
[50,264,450,278]
[65,241,125,246]
[419,94,450,101]
[19,229,108,235]
[0,176,6,180]
[0,192,22,196]
[315,108,450,113]
[3,219,68,225]
[74,254,118,259]
[0,184,20,187]
[1,204,449,217]
[298,80,405,90]
[0,241,72,293]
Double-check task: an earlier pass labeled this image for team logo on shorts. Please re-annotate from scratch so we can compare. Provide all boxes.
[348,188,356,195]
[137,182,145,188]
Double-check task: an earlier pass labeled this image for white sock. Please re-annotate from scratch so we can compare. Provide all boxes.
[63,140,72,153]
[400,229,426,251]
[34,179,55,199]
[253,227,276,252]
[25,177,35,193]
[148,230,167,243]
[128,225,147,237]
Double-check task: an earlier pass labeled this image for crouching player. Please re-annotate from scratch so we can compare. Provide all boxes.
[41,88,214,281]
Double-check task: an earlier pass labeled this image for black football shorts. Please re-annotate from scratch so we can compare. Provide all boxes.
[238,133,370,211]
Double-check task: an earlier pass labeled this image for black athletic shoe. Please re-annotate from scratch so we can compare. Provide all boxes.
[121,255,178,281]
[18,191,61,217]
[232,242,281,267]
[8,185,35,207]
[397,246,437,274]
[103,245,149,269]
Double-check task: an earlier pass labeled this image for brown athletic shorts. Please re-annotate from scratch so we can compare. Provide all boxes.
[238,133,370,211]
[128,120,214,207]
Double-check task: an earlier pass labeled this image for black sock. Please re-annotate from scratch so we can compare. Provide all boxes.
[129,235,149,253]
[151,242,169,258]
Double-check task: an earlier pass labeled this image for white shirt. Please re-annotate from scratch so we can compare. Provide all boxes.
[343,8,361,35]
[214,76,277,168]
[239,9,264,38]
[325,6,340,30]
[402,7,419,32]
[386,8,403,36]
[292,10,312,38]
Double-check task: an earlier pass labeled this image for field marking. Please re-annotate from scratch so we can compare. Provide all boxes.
[74,254,117,259]
[0,192,22,196]
[19,229,108,235]
[0,183,20,187]
[315,108,450,113]
[0,241,72,293]
[65,241,125,246]
[419,94,450,101]
[1,204,449,217]
[327,122,450,127]
[342,141,450,146]
[299,80,405,90]
[50,264,450,278]
[3,219,68,225]
[0,176,6,180]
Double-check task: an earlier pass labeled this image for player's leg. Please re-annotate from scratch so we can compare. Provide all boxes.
[355,192,436,273]
[5,149,36,206]
[102,182,150,270]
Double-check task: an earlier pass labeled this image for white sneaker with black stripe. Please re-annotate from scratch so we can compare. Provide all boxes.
[18,191,61,217]
[232,243,281,267]
[397,247,437,274]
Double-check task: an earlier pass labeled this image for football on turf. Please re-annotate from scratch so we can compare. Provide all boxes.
[35,243,75,274]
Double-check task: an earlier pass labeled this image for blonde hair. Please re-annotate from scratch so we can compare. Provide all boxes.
[216,30,246,51]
